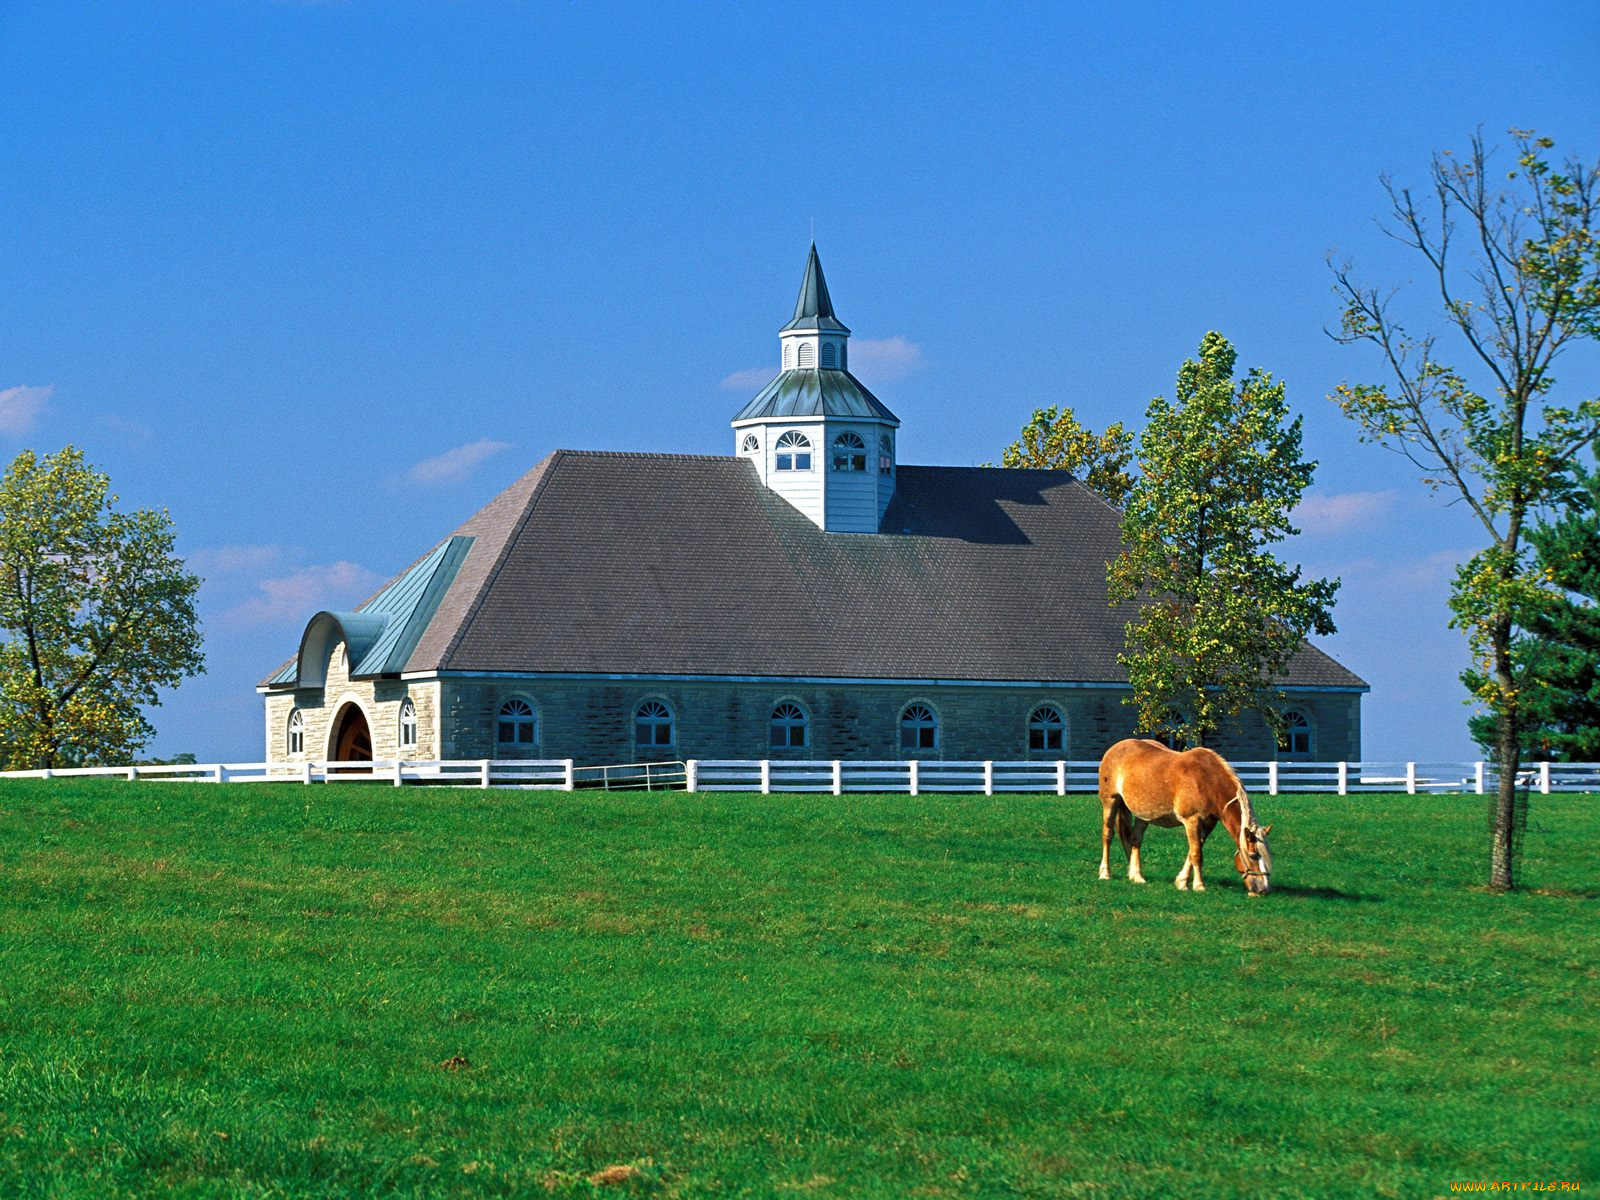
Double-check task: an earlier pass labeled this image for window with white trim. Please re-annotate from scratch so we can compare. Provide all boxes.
[900,703,938,751]
[770,702,808,748]
[497,698,537,745]
[798,343,815,368]
[832,431,867,472]
[635,700,675,748]
[784,343,794,369]
[287,709,304,755]
[398,699,418,750]
[879,434,894,475]
[1028,704,1065,752]
[741,433,760,453]
[1279,709,1312,756]
[775,430,812,471]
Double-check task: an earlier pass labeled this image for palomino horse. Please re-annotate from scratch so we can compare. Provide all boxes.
[1097,738,1273,895]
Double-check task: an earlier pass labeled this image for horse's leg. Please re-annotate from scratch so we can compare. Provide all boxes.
[1098,796,1115,880]
[1179,816,1205,891]
[1127,817,1149,884]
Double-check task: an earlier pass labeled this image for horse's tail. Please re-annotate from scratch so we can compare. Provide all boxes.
[1113,800,1134,855]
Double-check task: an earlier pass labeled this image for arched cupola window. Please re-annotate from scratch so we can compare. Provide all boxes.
[832,431,867,472]
[784,343,794,369]
[879,434,894,475]
[798,343,816,368]
[741,433,760,453]
[1028,704,1065,752]
[497,698,537,745]
[821,342,838,368]
[1279,709,1312,756]
[635,700,675,749]
[775,430,812,471]
[770,702,809,748]
[399,699,418,749]
[287,709,304,756]
[900,703,938,751]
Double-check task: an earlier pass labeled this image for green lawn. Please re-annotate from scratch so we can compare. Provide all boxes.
[0,781,1594,1199]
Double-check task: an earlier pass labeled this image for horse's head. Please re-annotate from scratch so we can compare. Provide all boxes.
[1234,821,1273,896]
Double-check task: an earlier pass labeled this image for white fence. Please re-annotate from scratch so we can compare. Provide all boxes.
[1,757,1598,795]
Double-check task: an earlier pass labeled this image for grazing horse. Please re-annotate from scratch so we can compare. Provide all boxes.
[1097,738,1273,895]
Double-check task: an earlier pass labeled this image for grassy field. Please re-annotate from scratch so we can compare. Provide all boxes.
[0,780,1594,1199]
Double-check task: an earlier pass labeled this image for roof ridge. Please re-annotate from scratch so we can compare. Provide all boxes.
[436,450,567,666]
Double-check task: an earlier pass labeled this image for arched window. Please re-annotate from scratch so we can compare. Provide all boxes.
[900,703,938,751]
[798,343,816,368]
[775,430,812,471]
[770,701,809,748]
[1279,709,1312,755]
[741,433,760,453]
[497,698,537,745]
[879,434,894,475]
[398,699,418,750]
[821,342,838,368]
[784,343,794,369]
[832,431,867,472]
[635,700,675,749]
[1028,704,1065,752]
[287,709,304,756]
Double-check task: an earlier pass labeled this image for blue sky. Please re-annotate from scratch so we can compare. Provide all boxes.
[3,1,1597,762]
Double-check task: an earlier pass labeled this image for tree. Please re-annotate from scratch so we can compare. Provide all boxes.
[0,446,204,769]
[1467,464,1600,761]
[1329,130,1600,890]
[1108,332,1339,748]
[998,405,1136,506]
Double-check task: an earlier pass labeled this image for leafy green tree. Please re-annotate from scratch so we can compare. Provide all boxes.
[998,405,1135,505]
[0,446,204,769]
[1329,130,1600,890]
[1108,333,1338,748]
[1467,465,1600,761]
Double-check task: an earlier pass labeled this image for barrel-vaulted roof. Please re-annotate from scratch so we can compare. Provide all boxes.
[261,450,1367,691]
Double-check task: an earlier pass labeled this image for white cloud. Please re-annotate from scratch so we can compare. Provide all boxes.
[719,367,775,391]
[407,438,513,486]
[0,385,52,435]
[1336,547,1469,590]
[188,544,285,575]
[1294,489,1396,536]
[219,561,383,629]
[849,336,924,381]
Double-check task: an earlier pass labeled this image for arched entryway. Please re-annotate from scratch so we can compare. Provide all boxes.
[329,702,373,766]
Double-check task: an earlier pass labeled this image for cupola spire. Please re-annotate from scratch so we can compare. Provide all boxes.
[780,243,850,334]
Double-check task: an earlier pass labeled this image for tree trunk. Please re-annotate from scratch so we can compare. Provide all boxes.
[1490,625,1519,891]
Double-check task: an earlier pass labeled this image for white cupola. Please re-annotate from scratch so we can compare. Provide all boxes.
[732,245,900,533]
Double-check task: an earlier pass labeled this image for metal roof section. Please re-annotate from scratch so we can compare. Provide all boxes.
[263,535,473,687]
[778,243,850,334]
[732,369,901,422]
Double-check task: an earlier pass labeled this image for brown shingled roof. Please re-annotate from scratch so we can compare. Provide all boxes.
[361,449,1364,689]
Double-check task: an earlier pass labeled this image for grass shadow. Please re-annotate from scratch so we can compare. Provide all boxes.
[1269,883,1384,903]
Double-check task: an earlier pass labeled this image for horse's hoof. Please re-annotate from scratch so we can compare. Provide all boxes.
[1193,884,1206,892]
[1174,878,1188,890]
[1129,876,1147,885]
[1098,870,1110,881]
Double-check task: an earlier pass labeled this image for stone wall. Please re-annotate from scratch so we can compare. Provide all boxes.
[429,677,1362,764]
[262,635,439,762]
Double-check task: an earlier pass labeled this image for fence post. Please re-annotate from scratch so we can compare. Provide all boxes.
[213,764,225,784]
[1268,760,1279,796]
[684,759,698,792]
[983,760,994,796]
[1540,761,1551,794]
[832,759,842,796]
[127,766,139,782]
[302,760,313,785]
[1475,761,1485,795]
[1406,762,1416,795]
[760,759,771,795]
[480,759,491,789]
[908,759,919,797]
[564,759,576,792]
[1337,761,1348,796]
[393,759,403,787]
[1056,760,1066,796]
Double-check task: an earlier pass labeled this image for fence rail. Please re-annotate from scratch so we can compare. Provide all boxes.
[2,758,1597,795]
